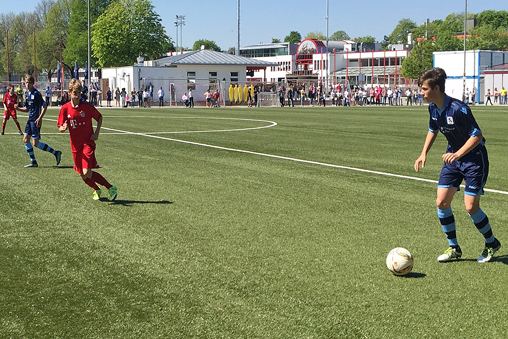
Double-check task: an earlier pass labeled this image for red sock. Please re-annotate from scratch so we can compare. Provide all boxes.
[92,171,112,189]
[83,177,100,190]
[15,121,21,132]
[2,122,5,133]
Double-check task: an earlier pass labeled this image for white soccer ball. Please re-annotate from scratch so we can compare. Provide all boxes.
[386,247,414,276]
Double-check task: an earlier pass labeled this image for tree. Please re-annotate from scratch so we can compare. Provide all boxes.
[192,39,221,51]
[284,31,302,43]
[329,30,350,41]
[475,10,508,30]
[65,0,112,68]
[305,31,326,40]
[91,0,171,68]
[388,18,417,44]
[400,40,436,80]
[353,36,376,43]
[271,38,281,43]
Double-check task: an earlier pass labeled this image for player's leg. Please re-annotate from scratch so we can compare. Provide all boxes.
[80,145,117,200]
[12,117,22,134]
[1,116,6,135]
[436,186,462,262]
[23,127,38,167]
[463,156,501,262]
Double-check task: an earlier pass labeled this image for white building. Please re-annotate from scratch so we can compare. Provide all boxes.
[433,50,508,103]
[101,49,276,105]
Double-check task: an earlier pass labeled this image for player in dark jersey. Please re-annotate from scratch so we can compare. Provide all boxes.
[414,68,501,263]
[15,75,61,168]
[57,79,117,201]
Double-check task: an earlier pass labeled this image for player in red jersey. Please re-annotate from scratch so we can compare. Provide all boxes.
[57,78,117,201]
[2,84,23,135]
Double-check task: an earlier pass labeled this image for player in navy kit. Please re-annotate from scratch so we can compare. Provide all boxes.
[414,68,501,263]
[15,75,61,168]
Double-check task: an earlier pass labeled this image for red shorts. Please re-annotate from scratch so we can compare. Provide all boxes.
[73,143,99,175]
[3,109,17,120]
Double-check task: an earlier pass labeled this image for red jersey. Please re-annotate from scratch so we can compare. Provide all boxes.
[3,92,17,111]
[57,101,102,152]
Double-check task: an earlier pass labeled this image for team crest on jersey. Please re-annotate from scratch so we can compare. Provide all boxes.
[80,111,85,118]
[447,116,454,125]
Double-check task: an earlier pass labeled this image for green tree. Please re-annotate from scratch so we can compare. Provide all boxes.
[36,0,72,81]
[284,31,302,43]
[353,36,376,43]
[468,25,508,50]
[400,40,436,80]
[271,38,281,43]
[65,0,112,68]
[475,10,508,29]
[388,18,417,44]
[305,31,326,40]
[91,0,171,68]
[192,39,221,51]
[329,30,350,41]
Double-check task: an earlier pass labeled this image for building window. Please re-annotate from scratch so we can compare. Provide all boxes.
[209,72,217,77]
[187,78,196,90]
[187,71,196,77]
[230,72,238,77]
[230,78,238,82]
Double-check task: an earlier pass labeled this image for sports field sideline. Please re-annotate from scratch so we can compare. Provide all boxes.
[1,105,507,338]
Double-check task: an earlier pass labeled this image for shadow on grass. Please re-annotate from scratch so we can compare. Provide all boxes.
[104,199,173,206]
[438,255,508,265]
[402,272,426,278]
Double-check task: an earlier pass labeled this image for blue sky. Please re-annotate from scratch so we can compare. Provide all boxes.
[8,0,508,51]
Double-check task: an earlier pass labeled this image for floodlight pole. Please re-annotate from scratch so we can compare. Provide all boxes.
[237,0,240,56]
[325,0,329,89]
[462,0,467,100]
[175,18,178,53]
[87,0,91,94]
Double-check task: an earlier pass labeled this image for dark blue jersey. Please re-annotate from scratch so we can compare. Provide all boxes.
[428,95,485,155]
[25,87,46,122]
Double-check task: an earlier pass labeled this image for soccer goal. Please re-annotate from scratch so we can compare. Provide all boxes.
[258,92,279,107]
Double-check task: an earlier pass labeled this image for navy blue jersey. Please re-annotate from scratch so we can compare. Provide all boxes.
[25,87,46,122]
[428,95,485,155]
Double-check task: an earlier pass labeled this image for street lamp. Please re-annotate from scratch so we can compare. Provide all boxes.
[462,0,467,101]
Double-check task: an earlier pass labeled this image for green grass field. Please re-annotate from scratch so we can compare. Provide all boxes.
[1,104,508,338]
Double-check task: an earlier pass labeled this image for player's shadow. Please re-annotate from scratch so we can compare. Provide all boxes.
[103,199,173,206]
[441,255,508,265]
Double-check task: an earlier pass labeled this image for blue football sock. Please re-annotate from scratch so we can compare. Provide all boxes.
[469,209,496,245]
[25,143,36,163]
[36,142,56,155]
[438,207,458,248]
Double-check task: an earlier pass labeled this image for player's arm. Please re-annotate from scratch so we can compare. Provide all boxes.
[442,134,483,164]
[90,114,102,140]
[35,103,48,128]
[415,130,438,172]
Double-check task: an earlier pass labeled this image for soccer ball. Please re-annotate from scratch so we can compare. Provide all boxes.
[386,247,414,276]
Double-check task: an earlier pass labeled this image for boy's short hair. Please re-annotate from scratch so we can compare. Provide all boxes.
[68,78,82,93]
[24,74,34,84]
[419,68,447,93]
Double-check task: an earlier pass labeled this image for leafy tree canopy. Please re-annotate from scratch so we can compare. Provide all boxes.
[329,30,350,41]
[284,31,302,43]
[91,0,171,68]
[192,39,221,52]
[305,31,326,40]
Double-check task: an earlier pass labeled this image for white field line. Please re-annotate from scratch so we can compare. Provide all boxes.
[35,114,508,196]
[100,126,508,195]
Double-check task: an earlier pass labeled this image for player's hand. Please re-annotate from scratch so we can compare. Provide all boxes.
[90,132,99,141]
[59,122,68,132]
[442,152,459,164]
[35,118,42,128]
[414,155,426,172]
[13,104,18,110]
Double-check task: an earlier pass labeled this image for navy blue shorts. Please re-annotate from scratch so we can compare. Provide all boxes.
[438,147,489,196]
[24,121,41,139]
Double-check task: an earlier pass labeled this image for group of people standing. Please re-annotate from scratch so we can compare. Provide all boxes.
[483,87,507,105]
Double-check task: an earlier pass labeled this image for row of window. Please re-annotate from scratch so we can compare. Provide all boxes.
[186,71,239,89]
